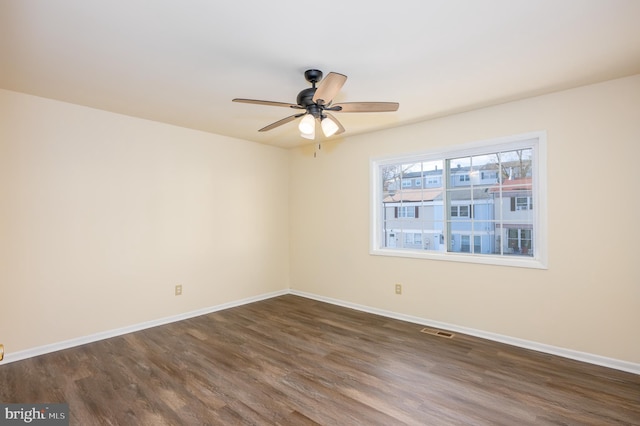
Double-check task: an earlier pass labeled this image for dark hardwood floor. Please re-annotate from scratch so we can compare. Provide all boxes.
[1,295,639,425]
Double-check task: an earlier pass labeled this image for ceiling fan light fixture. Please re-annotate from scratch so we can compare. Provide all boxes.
[300,128,315,139]
[321,115,340,137]
[298,114,315,136]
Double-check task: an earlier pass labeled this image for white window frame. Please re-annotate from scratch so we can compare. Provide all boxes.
[370,131,548,269]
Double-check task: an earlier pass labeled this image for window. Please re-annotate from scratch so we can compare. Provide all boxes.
[396,206,418,218]
[404,232,422,246]
[481,171,497,181]
[450,205,470,218]
[371,132,547,269]
[515,196,532,210]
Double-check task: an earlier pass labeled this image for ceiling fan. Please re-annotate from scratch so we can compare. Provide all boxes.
[233,69,399,140]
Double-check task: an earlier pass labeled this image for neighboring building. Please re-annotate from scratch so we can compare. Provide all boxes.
[382,162,533,256]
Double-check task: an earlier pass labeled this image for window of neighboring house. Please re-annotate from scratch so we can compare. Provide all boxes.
[514,196,532,210]
[371,131,547,269]
[404,232,422,245]
[396,206,418,218]
[481,171,498,181]
[460,235,470,252]
[450,205,470,218]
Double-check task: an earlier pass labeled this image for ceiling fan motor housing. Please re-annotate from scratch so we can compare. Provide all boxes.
[297,87,317,108]
[299,70,325,116]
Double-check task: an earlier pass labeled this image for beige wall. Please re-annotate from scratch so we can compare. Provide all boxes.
[290,74,640,364]
[0,89,290,353]
[2,75,639,366]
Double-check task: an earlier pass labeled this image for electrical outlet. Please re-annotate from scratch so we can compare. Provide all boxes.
[395,284,402,294]
[175,284,182,296]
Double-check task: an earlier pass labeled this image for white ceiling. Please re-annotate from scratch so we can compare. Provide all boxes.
[1,0,639,149]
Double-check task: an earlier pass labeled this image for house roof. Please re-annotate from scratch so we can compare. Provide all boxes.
[488,178,532,193]
[383,187,494,203]
[384,188,443,203]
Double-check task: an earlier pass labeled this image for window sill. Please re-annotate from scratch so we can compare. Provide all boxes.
[370,248,548,270]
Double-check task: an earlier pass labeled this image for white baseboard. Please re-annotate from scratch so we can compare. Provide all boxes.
[290,289,640,376]
[1,289,288,365]
[3,288,638,376]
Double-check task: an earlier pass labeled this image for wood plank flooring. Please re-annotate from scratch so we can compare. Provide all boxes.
[1,295,639,425]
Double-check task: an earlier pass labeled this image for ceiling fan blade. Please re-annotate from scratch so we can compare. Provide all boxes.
[324,113,345,135]
[233,98,302,109]
[312,72,347,105]
[332,102,399,112]
[258,113,304,132]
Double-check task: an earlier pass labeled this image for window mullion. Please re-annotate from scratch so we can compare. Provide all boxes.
[444,158,451,253]
[498,152,504,256]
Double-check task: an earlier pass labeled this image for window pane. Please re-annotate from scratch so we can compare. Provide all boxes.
[448,156,471,187]
[474,235,482,254]
[381,164,401,199]
[471,195,493,221]
[416,219,445,252]
[471,221,497,254]
[423,160,444,187]
[385,230,399,248]
[504,226,533,255]
[472,153,500,190]
[460,235,471,253]
[447,188,472,222]
[400,162,423,190]
[500,148,532,180]
[448,232,475,253]
[500,181,533,223]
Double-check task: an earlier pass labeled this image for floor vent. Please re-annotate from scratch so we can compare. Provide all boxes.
[420,327,455,338]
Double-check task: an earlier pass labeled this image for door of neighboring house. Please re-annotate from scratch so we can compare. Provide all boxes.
[388,232,396,248]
